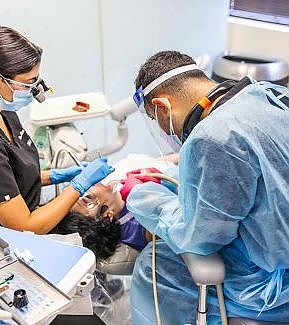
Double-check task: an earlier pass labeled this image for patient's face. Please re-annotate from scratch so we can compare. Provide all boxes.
[71,183,124,219]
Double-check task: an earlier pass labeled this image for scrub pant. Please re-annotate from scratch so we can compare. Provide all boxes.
[130,240,289,325]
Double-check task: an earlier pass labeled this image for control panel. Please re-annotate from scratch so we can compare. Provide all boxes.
[0,255,71,325]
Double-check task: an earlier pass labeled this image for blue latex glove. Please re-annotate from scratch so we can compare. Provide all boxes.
[70,157,115,195]
[49,162,88,184]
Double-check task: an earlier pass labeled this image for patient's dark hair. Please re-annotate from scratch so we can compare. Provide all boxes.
[51,212,121,260]
[0,26,42,78]
[135,50,209,105]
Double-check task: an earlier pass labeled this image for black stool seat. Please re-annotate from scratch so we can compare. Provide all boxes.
[50,314,106,325]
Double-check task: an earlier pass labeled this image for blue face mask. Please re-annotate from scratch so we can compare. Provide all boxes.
[0,79,34,112]
[168,133,182,152]
[0,89,33,112]
[159,128,182,153]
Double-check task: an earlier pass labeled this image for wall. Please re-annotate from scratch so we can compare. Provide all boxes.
[100,0,230,162]
[0,0,229,163]
[227,16,289,68]
[0,0,106,146]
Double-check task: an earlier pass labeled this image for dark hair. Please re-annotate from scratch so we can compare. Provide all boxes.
[0,26,42,79]
[51,212,121,260]
[135,50,209,104]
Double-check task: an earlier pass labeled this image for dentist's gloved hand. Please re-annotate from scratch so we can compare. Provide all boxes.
[70,157,115,196]
[49,163,88,184]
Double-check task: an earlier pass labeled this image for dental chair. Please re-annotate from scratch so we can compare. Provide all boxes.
[182,252,289,325]
[96,243,139,276]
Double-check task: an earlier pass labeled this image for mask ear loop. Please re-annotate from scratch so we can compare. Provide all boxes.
[154,105,160,126]
[153,105,166,159]
[169,106,178,138]
[3,79,14,94]
[155,104,172,133]
[168,105,182,152]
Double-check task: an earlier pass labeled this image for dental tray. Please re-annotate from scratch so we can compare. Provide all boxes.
[30,92,111,126]
[0,255,71,325]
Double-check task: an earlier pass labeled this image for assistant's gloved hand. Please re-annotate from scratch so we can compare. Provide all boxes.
[49,162,88,184]
[70,157,115,196]
[120,167,161,200]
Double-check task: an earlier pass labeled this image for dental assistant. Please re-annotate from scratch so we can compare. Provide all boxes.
[0,26,114,234]
[127,50,289,324]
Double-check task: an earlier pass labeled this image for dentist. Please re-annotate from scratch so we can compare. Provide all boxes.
[0,26,114,234]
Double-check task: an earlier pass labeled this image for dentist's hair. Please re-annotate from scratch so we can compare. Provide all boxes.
[135,50,209,106]
[0,26,42,79]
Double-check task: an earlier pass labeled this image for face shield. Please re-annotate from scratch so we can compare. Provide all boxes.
[133,64,198,154]
[132,89,171,154]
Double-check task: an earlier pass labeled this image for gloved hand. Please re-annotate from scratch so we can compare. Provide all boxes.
[70,157,115,196]
[120,167,161,200]
[49,162,88,184]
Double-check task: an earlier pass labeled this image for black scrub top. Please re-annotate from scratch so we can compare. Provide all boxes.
[0,111,41,211]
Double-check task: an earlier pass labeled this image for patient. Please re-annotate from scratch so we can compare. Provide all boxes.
[51,168,162,260]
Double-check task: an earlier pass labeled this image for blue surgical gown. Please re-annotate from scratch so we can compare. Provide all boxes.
[127,80,289,324]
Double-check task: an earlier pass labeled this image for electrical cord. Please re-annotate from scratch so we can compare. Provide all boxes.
[217,284,228,325]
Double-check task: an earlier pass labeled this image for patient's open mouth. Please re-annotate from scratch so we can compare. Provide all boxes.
[94,204,114,221]
[99,204,109,217]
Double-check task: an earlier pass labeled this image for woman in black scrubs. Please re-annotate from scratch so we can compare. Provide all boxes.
[0,26,113,234]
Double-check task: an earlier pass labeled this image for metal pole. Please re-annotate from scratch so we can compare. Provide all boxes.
[197,285,207,325]
[53,148,82,196]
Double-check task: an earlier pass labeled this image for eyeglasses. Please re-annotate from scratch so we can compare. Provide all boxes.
[0,74,41,90]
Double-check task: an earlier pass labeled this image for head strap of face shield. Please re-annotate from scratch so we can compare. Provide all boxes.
[133,64,198,108]
[181,79,237,143]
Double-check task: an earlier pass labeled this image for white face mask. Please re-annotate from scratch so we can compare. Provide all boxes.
[156,105,182,153]
[164,131,182,152]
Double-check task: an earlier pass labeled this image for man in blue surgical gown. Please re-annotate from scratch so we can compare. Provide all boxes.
[126,50,289,324]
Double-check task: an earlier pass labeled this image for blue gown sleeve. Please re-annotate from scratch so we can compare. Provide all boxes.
[126,182,183,252]
[127,137,260,255]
